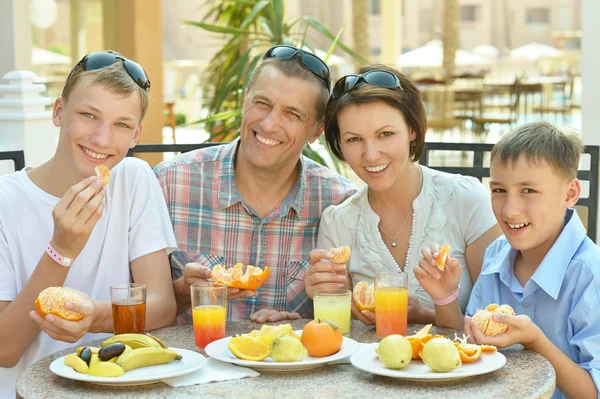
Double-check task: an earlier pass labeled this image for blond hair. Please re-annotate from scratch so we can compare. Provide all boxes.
[491,121,584,179]
[61,51,149,121]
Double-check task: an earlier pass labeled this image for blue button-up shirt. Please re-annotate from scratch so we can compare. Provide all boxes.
[466,209,600,399]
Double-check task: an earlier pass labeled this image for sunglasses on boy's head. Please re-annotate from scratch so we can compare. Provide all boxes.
[331,70,402,99]
[69,51,151,91]
[263,45,331,91]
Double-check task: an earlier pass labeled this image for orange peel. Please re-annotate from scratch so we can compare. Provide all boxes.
[211,263,270,291]
[95,165,110,187]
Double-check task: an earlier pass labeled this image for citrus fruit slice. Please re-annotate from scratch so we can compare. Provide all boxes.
[211,264,270,290]
[330,246,351,264]
[436,244,451,270]
[35,286,87,321]
[228,336,269,361]
[95,165,110,187]
[352,281,375,312]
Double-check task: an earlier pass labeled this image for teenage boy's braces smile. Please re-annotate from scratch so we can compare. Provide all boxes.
[81,146,109,159]
[507,222,530,229]
[365,163,389,173]
[254,131,281,147]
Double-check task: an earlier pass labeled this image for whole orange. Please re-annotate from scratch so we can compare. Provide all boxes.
[301,319,343,357]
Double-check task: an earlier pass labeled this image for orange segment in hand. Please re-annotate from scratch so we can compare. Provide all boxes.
[35,286,87,321]
[95,165,110,187]
[436,244,451,270]
[330,246,351,264]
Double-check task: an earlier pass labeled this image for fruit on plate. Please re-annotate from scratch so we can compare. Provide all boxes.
[436,244,451,271]
[35,286,87,321]
[421,337,461,372]
[472,304,515,336]
[406,324,434,360]
[64,353,89,374]
[95,164,110,186]
[377,334,413,369]
[301,319,343,357]
[453,334,489,363]
[228,335,270,361]
[211,263,270,290]
[270,335,307,362]
[101,333,166,349]
[352,281,375,312]
[88,361,124,377]
[98,343,133,361]
[116,347,182,371]
[330,246,351,263]
[247,324,300,347]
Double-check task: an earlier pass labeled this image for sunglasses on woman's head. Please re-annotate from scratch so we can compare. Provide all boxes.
[68,51,151,91]
[263,45,331,92]
[331,70,402,99]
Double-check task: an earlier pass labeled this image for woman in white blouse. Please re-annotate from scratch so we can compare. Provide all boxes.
[306,65,501,325]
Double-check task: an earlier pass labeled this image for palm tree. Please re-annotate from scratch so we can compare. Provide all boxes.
[442,0,459,82]
[352,0,370,70]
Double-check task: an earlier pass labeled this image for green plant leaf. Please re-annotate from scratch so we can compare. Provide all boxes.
[303,16,367,63]
[240,0,270,29]
[183,21,252,35]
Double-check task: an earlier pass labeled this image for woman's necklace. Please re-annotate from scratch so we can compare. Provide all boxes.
[376,210,410,248]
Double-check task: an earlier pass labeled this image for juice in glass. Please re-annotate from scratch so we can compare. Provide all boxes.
[374,271,408,338]
[190,282,227,348]
[313,287,351,335]
[110,283,146,334]
[192,305,227,348]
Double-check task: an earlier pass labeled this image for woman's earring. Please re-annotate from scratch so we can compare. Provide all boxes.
[410,141,416,147]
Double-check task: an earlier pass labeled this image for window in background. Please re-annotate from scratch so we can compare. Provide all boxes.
[525,8,550,24]
[460,5,479,22]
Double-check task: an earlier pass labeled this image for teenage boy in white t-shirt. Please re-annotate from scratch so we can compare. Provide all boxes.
[0,51,178,399]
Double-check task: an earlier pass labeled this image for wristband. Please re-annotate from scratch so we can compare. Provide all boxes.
[46,243,73,267]
[432,285,460,306]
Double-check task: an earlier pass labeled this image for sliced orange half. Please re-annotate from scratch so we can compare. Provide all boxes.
[228,336,269,361]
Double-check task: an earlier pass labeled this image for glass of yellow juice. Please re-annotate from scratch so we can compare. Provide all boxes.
[313,284,351,336]
[374,271,408,338]
[190,282,227,348]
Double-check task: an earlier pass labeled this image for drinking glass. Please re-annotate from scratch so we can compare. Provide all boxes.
[374,271,408,337]
[110,283,147,335]
[191,282,227,348]
[313,283,352,336]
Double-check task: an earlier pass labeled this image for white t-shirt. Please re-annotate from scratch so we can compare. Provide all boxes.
[0,157,177,399]
[317,165,497,311]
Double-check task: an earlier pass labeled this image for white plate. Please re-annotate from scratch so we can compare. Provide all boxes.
[49,348,206,386]
[350,343,506,381]
[205,331,360,372]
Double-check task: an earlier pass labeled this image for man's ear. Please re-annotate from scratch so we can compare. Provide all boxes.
[129,122,143,148]
[308,121,324,144]
[565,177,581,208]
[52,97,64,127]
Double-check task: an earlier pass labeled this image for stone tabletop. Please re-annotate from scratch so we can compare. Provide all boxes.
[17,320,555,399]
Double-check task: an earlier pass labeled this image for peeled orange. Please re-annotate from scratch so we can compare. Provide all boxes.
[95,165,110,187]
[472,303,515,336]
[35,286,87,321]
[352,281,375,312]
[211,263,270,291]
[436,244,451,270]
[330,246,351,264]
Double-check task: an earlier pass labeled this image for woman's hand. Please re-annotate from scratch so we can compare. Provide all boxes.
[305,249,346,298]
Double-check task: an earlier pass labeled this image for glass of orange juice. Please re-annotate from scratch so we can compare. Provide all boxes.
[191,282,227,348]
[374,271,408,338]
[110,283,147,335]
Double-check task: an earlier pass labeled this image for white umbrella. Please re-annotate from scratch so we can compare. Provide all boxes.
[472,44,500,59]
[398,40,489,68]
[509,42,563,61]
[31,47,71,65]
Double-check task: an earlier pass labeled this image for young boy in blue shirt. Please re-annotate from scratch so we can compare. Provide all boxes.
[415,121,599,399]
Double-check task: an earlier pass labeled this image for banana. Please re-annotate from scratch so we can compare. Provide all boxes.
[116,347,182,372]
[101,334,163,349]
[88,361,124,377]
[147,332,168,348]
[89,354,101,367]
[64,353,89,374]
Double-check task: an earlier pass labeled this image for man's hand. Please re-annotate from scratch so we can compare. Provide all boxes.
[250,309,301,323]
[179,263,258,300]
[51,176,106,259]
[305,249,347,298]
[414,244,461,301]
[29,299,96,343]
[464,313,544,349]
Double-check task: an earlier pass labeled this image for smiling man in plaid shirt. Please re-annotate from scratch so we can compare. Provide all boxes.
[154,46,356,323]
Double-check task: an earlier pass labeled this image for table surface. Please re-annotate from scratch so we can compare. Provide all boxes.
[17,320,556,399]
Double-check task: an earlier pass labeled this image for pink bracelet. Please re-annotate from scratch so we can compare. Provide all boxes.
[46,243,73,267]
[432,286,460,306]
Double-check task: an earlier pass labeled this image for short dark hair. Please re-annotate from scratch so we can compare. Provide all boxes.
[324,64,427,161]
[246,57,329,122]
[491,121,584,180]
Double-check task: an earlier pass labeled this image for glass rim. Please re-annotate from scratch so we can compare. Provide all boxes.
[374,271,408,278]
[313,287,351,296]
[190,282,227,290]
[110,283,146,290]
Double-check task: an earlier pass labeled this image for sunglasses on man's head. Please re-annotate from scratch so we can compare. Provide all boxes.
[331,70,402,99]
[263,45,331,91]
[69,51,151,91]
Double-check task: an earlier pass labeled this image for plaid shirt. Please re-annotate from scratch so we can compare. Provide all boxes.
[154,140,356,323]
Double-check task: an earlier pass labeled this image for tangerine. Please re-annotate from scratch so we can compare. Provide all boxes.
[472,303,515,336]
[35,286,87,321]
[352,281,375,312]
[95,165,110,187]
[301,319,343,357]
